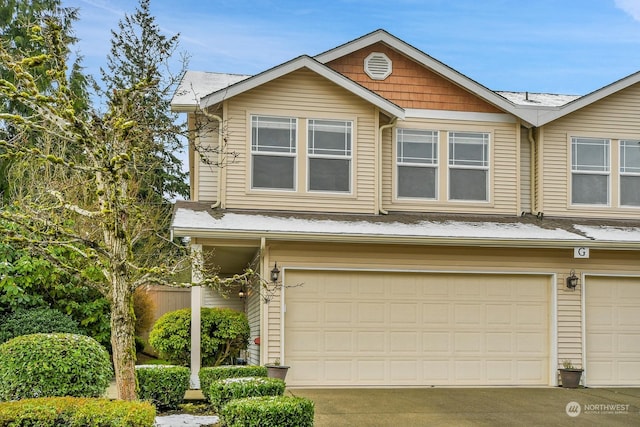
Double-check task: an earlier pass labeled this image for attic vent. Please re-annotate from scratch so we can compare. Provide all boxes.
[364,52,392,80]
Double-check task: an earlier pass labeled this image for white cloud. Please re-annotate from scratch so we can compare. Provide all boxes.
[615,0,640,22]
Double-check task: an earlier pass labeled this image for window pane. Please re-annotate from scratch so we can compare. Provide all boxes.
[252,155,295,189]
[449,132,488,166]
[309,158,350,192]
[621,140,640,173]
[308,120,351,156]
[397,129,437,164]
[398,166,436,198]
[621,176,640,206]
[572,138,609,171]
[449,169,487,201]
[252,116,296,153]
[572,174,608,205]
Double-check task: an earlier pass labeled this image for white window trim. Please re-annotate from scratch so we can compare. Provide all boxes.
[250,115,298,192]
[447,131,491,202]
[396,128,439,200]
[306,119,353,194]
[570,137,611,207]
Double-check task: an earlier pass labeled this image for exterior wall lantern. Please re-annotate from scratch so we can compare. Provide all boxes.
[270,262,280,283]
[238,286,247,299]
[566,270,580,289]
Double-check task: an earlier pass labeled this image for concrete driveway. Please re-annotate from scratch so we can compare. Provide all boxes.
[286,387,640,426]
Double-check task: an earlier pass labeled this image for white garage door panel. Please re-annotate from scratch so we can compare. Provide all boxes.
[285,271,550,386]
[586,277,640,386]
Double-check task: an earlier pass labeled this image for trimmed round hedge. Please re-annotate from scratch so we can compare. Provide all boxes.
[208,377,285,411]
[0,333,113,401]
[136,365,190,409]
[149,307,250,366]
[199,365,268,403]
[220,395,315,427]
[0,308,82,343]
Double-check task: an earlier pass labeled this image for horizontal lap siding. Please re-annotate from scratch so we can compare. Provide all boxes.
[196,119,220,202]
[384,118,519,214]
[520,127,532,213]
[541,83,640,219]
[224,69,378,213]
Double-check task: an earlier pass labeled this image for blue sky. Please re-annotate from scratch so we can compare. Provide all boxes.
[62,0,640,95]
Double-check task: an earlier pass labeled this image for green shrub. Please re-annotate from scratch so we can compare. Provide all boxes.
[0,307,82,343]
[0,397,155,427]
[199,365,268,403]
[208,377,285,411]
[136,365,190,409]
[149,307,250,366]
[0,333,113,401]
[220,395,314,427]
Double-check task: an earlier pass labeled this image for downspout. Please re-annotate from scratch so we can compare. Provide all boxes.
[528,127,537,215]
[378,117,397,215]
[201,111,223,209]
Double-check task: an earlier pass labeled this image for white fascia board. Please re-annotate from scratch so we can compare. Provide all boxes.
[535,71,640,126]
[199,55,405,119]
[315,30,527,123]
[171,227,640,250]
[405,108,516,123]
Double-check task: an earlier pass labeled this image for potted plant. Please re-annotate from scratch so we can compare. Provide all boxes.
[265,358,290,381]
[559,360,583,388]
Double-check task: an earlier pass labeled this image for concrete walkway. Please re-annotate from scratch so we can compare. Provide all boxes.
[286,387,640,427]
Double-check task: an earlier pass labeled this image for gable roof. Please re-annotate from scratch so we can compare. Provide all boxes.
[171,71,250,112]
[197,55,405,119]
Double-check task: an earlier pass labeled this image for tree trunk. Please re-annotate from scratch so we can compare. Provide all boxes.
[110,269,137,400]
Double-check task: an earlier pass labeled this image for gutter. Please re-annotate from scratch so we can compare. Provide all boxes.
[378,117,397,214]
[170,227,639,251]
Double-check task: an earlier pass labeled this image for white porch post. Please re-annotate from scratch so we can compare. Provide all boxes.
[190,243,203,389]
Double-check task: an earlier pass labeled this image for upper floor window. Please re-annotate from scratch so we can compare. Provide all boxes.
[307,119,352,192]
[251,115,296,190]
[571,137,609,205]
[448,132,489,201]
[396,129,438,199]
[620,140,640,206]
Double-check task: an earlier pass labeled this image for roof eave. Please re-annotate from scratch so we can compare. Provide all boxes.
[170,227,638,250]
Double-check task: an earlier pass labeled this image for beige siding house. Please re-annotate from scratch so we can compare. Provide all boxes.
[171,30,640,388]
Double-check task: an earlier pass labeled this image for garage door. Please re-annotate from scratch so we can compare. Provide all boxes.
[585,276,640,386]
[284,270,550,386]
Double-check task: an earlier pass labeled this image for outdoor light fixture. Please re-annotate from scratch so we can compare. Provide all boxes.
[566,270,579,289]
[271,262,280,283]
[238,286,247,299]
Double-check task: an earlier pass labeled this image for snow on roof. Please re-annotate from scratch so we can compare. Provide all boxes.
[170,70,251,109]
[172,208,589,242]
[574,225,640,242]
[496,91,581,107]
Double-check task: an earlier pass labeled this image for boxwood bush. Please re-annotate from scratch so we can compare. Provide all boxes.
[149,307,250,366]
[0,397,155,427]
[199,365,268,403]
[0,333,113,401]
[208,377,285,411]
[136,365,190,409]
[220,395,314,427]
[0,307,82,343]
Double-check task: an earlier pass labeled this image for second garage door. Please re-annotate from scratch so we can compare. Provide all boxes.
[284,270,550,387]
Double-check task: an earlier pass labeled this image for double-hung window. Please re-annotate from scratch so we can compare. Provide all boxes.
[571,137,610,205]
[251,115,296,190]
[448,132,489,201]
[396,129,438,199]
[620,140,640,206]
[307,119,352,192]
